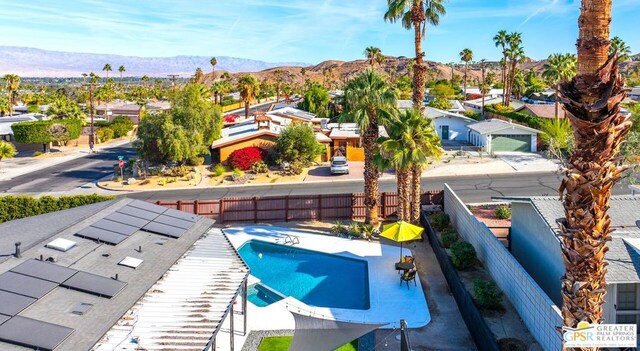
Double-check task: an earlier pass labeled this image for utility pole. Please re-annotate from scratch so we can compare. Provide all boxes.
[83,83,98,152]
[167,74,178,94]
[481,59,486,117]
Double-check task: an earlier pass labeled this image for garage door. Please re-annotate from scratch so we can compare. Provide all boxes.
[491,134,531,152]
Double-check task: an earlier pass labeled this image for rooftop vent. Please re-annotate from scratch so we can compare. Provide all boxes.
[71,302,93,315]
[46,238,77,252]
[118,257,143,269]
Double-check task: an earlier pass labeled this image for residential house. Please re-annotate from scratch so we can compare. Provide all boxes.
[467,119,539,152]
[498,195,640,326]
[463,88,504,99]
[397,101,477,142]
[95,100,171,124]
[463,96,525,113]
[1,114,49,152]
[520,103,565,119]
[0,198,247,351]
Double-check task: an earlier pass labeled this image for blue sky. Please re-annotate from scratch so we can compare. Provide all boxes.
[0,0,637,64]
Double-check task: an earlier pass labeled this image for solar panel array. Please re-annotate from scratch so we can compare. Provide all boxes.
[0,259,129,350]
[74,200,197,244]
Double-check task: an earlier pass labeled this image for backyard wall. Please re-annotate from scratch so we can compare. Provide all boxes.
[443,184,562,351]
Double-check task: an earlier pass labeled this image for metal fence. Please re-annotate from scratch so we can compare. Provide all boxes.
[152,191,444,224]
[420,211,499,351]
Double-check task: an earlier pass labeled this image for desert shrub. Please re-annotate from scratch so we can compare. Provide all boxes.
[212,164,226,176]
[251,160,269,174]
[110,116,134,138]
[331,220,347,235]
[495,205,511,220]
[473,279,503,310]
[228,146,267,170]
[361,224,375,240]
[232,168,244,180]
[187,156,205,166]
[289,160,305,175]
[441,228,458,248]
[451,241,476,269]
[347,222,361,237]
[96,127,114,143]
[430,212,450,230]
[166,165,191,177]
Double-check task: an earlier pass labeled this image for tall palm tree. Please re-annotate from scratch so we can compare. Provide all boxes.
[210,57,218,79]
[237,74,260,119]
[341,70,398,225]
[384,0,446,112]
[493,30,509,104]
[273,69,284,103]
[542,53,576,119]
[609,36,632,62]
[558,0,632,333]
[505,32,525,106]
[364,47,383,68]
[118,65,126,90]
[459,48,473,99]
[82,72,88,84]
[102,64,112,81]
[2,74,20,115]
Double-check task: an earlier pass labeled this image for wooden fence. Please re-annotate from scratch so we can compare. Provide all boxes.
[153,190,444,224]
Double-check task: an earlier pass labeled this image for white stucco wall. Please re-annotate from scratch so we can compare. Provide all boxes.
[433,116,472,141]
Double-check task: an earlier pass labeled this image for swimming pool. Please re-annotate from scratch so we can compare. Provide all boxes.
[238,240,370,310]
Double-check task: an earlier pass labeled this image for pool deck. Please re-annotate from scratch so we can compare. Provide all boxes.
[218,225,431,350]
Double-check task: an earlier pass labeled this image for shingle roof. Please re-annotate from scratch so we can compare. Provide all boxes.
[467,119,540,134]
[523,104,565,119]
[502,195,640,284]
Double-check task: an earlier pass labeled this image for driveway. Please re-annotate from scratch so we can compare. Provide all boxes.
[304,162,365,181]
[497,152,560,172]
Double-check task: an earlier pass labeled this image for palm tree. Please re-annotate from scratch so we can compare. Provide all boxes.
[542,53,577,119]
[340,70,397,225]
[459,48,473,99]
[384,0,446,111]
[194,68,204,84]
[237,74,260,119]
[505,32,525,106]
[609,36,632,61]
[493,30,509,103]
[81,72,88,84]
[2,74,20,115]
[364,47,383,68]
[557,0,632,332]
[273,69,284,103]
[0,141,17,172]
[210,57,218,79]
[102,64,112,81]
[118,65,126,90]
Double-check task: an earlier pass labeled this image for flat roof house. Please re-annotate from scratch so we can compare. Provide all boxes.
[398,101,476,143]
[499,195,640,327]
[467,119,540,152]
[0,198,248,351]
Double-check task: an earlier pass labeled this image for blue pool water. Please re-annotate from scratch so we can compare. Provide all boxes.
[238,240,370,309]
[245,284,284,307]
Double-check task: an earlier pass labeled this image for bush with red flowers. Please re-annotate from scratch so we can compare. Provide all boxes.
[223,114,241,124]
[227,146,267,170]
[465,93,483,100]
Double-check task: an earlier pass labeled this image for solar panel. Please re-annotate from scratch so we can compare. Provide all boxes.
[0,315,9,326]
[61,272,126,298]
[141,221,186,238]
[0,272,58,299]
[152,214,194,230]
[91,219,139,236]
[0,291,36,316]
[127,199,167,214]
[116,206,159,221]
[75,226,128,245]
[10,259,78,284]
[104,212,149,228]
[162,208,198,222]
[0,316,74,351]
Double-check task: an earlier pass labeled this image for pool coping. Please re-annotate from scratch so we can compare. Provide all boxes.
[223,225,431,329]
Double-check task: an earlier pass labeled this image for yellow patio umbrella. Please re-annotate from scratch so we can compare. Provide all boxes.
[379,221,424,261]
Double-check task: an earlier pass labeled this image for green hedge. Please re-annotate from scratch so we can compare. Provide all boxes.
[485,104,543,129]
[0,194,115,223]
[12,119,82,144]
[110,116,134,138]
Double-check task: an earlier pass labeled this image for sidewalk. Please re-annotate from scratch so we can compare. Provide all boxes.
[0,138,133,181]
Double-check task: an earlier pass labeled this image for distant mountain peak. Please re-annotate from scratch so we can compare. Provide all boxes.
[0,46,310,77]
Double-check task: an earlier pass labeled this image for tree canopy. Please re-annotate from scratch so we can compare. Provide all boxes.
[276,123,325,164]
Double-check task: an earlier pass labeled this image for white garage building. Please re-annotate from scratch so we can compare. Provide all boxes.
[467,119,540,152]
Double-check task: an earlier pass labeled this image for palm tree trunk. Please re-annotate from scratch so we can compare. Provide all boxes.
[463,62,468,100]
[411,6,426,112]
[502,51,507,105]
[244,101,250,119]
[555,84,560,119]
[402,168,411,221]
[558,0,631,336]
[410,164,422,223]
[363,118,380,225]
[396,169,405,222]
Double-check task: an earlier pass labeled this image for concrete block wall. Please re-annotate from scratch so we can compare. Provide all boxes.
[444,184,563,351]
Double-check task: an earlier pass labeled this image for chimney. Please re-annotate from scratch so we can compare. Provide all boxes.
[14,242,21,258]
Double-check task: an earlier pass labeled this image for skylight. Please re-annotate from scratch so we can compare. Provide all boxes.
[45,238,77,252]
[118,257,143,269]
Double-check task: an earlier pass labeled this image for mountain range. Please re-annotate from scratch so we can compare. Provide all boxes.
[0,46,310,77]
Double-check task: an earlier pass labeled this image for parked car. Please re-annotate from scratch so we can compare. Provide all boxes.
[330,156,349,175]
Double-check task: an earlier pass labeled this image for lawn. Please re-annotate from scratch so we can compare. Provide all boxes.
[258,336,358,351]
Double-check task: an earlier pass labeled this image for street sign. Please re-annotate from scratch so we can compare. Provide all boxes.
[118,160,124,169]
[117,156,124,161]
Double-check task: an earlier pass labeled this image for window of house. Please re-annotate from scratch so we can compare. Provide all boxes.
[618,284,637,310]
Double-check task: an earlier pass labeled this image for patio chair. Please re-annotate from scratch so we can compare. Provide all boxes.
[395,256,415,271]
[400,268,417,289]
